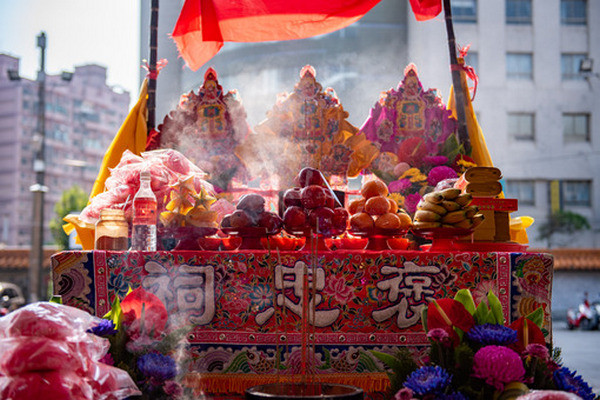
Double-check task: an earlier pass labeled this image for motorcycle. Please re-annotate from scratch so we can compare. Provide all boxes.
[567,299,600,330]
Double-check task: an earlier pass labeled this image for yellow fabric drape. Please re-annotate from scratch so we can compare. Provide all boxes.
[63,79,149,250]
[447,63,532,244]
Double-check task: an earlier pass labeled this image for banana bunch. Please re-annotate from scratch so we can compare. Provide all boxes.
[413,188,484,230]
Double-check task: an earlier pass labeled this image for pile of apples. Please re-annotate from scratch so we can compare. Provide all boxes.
[221,193,283,234]
[348,179,412,234]
[282,168,349,236]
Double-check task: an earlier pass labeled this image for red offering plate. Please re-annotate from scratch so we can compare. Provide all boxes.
[159,226,219,251]
[349,228,407,251]
[285,227,344,252]
[411,227,474,252]
[221,226,281,250]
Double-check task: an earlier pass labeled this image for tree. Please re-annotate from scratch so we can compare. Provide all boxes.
[537,210,591,248]
[49,185,89,249]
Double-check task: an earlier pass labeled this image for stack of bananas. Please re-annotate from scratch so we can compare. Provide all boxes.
[413,188,484,230]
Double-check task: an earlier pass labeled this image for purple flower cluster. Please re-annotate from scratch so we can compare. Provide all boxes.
[137,352,177,382]
[466,323,518,346]
[553,367,596,400]
[404,365,452,396]
[88,319,117,337]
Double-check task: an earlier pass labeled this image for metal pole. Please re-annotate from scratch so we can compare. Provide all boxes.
[442,0,471,154]
[28,31,48,303]
[147,0,159,133]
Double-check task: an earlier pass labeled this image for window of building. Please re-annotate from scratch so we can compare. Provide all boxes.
[452,0,477,23]
[464,51,479,73]
[506,0,532,24]
[563,113,590,142]
[561,53,587,80]
[506,53,533,80]
[505,180,535,205]
[508,113,535,140]
[563,180,591,206]
[561,0,587,25]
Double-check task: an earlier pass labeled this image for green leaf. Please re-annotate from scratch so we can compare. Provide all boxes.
[49,295,62,304]
[487,291,505,325]
[473,301,490,325]
[454,289,476,315]
[371,351,403,371]
[421,305,429,332]
[103,294,123,330]
[525,307,545,328]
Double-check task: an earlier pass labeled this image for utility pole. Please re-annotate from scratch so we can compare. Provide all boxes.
[28,32,47,302]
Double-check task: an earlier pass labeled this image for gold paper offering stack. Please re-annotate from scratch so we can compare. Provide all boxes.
[456,167,517,242]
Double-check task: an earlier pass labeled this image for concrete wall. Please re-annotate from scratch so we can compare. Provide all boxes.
[552,271,600,320]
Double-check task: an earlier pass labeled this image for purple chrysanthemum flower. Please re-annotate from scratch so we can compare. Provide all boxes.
[137,353,177,382]
[404,365,452,396]
[553,367,596,400]
[88,319,117,337]
[428,166,458,187]
[404,193,422,214]
[472,345,525,391]
[466,323,518,346]
[389,178,412,193]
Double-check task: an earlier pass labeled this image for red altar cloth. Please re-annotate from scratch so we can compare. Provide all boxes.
[51,249,552,397]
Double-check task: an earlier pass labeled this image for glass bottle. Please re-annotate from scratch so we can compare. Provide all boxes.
[131,170,157,251]
[95,208,129,251]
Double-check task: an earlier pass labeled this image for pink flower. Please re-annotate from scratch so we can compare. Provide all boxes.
[323,275,356,304]
[427,328,453,347]
[427,166,458,187]
[394,387,416,400]
[404,193,422,214]
[516,390,584,400]
[423,156,448,166]
[389,179,412,193]
[472,345,525,391]
[163,380,184,396]
[99,352,115,366]
[522,343,550,361]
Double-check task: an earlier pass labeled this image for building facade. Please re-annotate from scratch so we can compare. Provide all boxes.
[141,0,599,248]
[0,54,130,247]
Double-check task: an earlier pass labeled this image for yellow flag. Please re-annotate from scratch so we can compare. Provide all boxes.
[63,79,149,250]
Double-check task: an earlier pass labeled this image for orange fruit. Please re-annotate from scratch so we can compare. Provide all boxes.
[397,212,413,229]
[375,213,401,229]
[361,180,389,199]
[350,212,374,232]
[387,198,398,214]
[348,198,366,215]
[364,196,391,216]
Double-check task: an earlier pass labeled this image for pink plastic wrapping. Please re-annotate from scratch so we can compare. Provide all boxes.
[0,302,140,400]
[79,148,214,225]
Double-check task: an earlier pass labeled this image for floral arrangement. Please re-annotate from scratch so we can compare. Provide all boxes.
[90,288,189,400]
[373,289,598,400]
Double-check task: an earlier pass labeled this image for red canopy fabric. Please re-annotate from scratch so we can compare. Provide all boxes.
[408,0,442,21]
[172,0,383,71]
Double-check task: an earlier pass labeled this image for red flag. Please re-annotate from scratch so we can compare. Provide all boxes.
[172,0,382,71]
[408,0,442,21]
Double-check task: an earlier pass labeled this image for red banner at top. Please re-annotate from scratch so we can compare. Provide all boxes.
[172,0,383,71]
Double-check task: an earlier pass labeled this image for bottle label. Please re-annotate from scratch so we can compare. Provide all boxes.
[133,198,157,225]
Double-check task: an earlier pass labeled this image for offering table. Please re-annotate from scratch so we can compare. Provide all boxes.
[51,248,553,399]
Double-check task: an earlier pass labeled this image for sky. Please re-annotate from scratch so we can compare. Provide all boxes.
[0,0,141,108]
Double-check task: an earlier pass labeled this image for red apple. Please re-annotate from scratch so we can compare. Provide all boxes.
[332,207,349,232]
[283,206,307,232]
[307,207,335,235]
[236,193,265,214]
[258,211,283,233]
[283,187,303,208]
[301,185,327,209]
[229,210,252,228]
[323,189,337,209]
[297,167,327,188]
